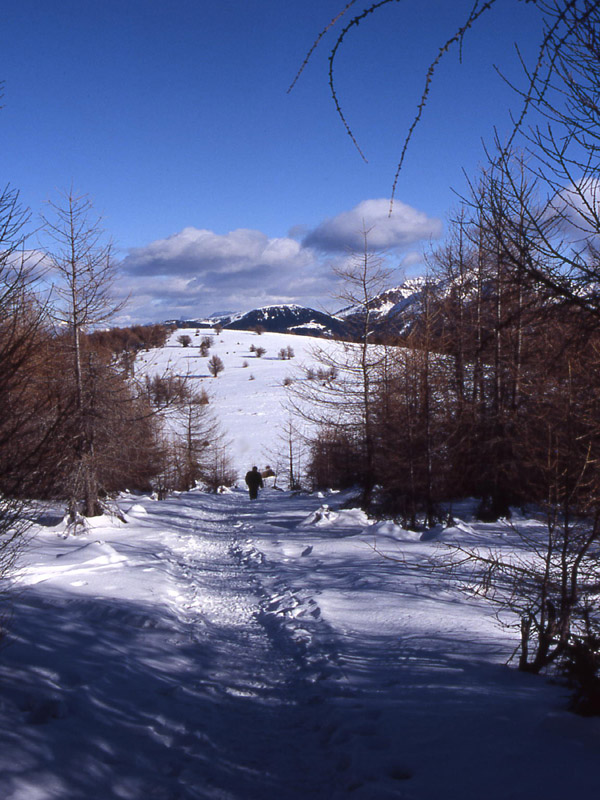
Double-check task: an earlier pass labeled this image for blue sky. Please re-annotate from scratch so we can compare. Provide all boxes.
[1,0,543,322]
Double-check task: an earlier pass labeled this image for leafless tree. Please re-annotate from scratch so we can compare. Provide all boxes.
[199,335,212,357]
[201,442,237,492]
[267,416,307,490]
[0,186,50,583]
[169,388,213,490]
[370,277,454,525]
[293,2,596,207]
[293,230,393,505]
[41,189,125,519]
[208,354,224,377]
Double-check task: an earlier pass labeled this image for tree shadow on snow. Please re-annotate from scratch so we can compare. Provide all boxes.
[0,587,336,800]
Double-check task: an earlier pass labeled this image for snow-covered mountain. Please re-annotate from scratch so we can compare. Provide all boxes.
[167,279,429,339]
[337,278,427,336]
[336,278,427,321]
[219,304,348,338]
[166,304,346,338]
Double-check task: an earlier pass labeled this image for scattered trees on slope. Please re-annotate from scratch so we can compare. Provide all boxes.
[0,182,234,533]
[208,354,225,377]
[153,386,235,494]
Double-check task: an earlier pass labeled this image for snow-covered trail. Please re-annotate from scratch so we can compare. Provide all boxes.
[228,493,600,800]
[1,488,599,800]
[130,491,344,800]
[0,490,347,800]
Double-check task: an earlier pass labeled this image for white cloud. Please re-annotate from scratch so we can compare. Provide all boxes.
[303,198,442,252]
[3,248,51,278]
[114,199,437,323]
[548,179,600,240]
[122,227,307,278]
[116,226,332,321]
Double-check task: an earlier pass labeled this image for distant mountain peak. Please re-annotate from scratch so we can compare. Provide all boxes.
[167,279,428,338]
[337,278,427,321]
[223,304,346,337]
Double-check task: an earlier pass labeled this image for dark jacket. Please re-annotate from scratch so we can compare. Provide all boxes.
[245,468,263,490]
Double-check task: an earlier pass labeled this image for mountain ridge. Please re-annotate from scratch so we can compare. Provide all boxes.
[165,279,427,338]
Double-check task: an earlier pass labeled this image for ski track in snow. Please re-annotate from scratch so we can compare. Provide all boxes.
[1,487,600,799]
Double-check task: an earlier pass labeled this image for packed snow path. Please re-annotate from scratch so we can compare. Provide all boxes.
[0,488,599,799]
[0,492,346,800]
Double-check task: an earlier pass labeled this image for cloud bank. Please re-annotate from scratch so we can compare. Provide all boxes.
[116,199,441,323]
[303,198,442,252]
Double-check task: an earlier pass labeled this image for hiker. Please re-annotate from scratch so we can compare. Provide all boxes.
[245,466,263,500]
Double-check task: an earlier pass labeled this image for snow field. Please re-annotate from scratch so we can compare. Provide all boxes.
[226,492,600,799]
[2,487,600,799]
[135,328,340,477]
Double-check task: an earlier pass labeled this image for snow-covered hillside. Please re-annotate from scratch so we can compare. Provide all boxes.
[137,327,333,477]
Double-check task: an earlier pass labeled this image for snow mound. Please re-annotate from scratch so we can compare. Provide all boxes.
[18,541,128,585]
[421,519,491,542]
[298,504,338,527]
[298,505,371,529]
[333,508,371,528]
[126,503,148,516]
[54,541,127,566]
[279,543,314,559]
[83,514,124,529]
[371,520,421,542]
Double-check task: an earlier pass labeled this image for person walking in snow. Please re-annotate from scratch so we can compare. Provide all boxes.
[245,466,263,500]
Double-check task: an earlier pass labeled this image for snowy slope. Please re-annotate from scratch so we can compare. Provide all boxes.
[136,328,336,477]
